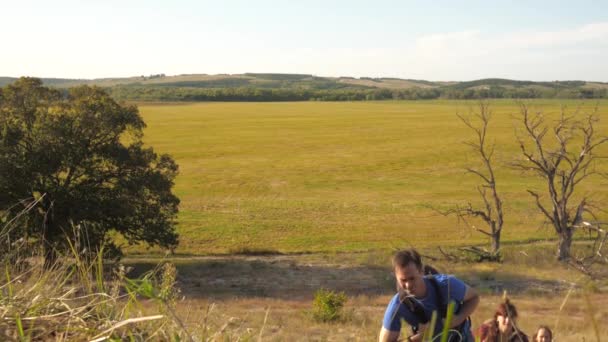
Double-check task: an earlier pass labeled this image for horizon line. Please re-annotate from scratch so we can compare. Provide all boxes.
[1,73,607,84]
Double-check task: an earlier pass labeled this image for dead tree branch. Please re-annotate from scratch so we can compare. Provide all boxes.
[514,103,608,261]
[452,101,504,255]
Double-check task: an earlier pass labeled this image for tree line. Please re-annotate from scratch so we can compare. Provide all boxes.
[108,85,608,102]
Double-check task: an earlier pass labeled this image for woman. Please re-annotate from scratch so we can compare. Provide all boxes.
[476,298,529,342]
[533,326,552,342]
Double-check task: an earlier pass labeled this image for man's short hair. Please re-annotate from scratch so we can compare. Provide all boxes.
[392,248,423,270]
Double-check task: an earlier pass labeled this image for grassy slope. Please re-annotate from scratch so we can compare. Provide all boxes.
[133,100,608,255]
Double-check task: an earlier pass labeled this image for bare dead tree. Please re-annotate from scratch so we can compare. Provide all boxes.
[449,101,504,256]
[513,103,608,261]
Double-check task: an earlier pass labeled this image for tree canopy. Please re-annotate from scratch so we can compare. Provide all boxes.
[0,77,180,261]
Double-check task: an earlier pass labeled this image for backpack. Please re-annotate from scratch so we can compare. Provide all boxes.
[399,275,471,342]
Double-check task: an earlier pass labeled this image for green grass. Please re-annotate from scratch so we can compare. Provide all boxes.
[132,100,608,255]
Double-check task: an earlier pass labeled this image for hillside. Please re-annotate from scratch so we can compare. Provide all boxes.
[1,74,607,100]
[3,73,605,89]
[0,73,441,89]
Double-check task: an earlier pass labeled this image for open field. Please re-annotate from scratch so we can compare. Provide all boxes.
[133,100,608,255]
[3,99,607,341]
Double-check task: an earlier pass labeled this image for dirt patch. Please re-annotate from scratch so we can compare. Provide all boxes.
[125,253,583,301]
[127,255,393,300]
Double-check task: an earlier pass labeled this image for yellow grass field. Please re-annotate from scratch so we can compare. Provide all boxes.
[134,100,608,255]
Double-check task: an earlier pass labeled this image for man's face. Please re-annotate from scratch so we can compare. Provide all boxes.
[536,328,551,342]
[496,314,512,333]
[395,262,424,297]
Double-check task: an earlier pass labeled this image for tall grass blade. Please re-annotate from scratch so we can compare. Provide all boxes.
[5,264,13,298]
[554,284,574,332]
[15,314,25,340]
[440,301,456,342]
[422,310,438,342]
[583,290,600,342]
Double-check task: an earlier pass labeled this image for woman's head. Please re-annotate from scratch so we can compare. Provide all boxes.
[495,299,518,333]
[534,325,553,342]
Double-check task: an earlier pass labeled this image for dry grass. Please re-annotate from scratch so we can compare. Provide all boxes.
[0,251,255,341]
[123,244,607,341]
[1,237,605,340]
[164,281,606,341]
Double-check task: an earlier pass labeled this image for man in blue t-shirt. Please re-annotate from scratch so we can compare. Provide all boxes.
[379,249,479,342]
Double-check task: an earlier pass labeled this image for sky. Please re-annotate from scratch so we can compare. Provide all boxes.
[1,0,607,81]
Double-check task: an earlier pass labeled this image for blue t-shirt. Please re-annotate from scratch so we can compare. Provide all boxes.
[382,274,473,340]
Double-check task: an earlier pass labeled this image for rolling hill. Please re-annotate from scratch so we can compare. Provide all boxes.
[1,74,607,100]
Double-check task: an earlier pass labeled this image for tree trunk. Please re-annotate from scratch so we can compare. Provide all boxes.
[42,211,58,269]
[557,228,573,261]
[491,230,501,254]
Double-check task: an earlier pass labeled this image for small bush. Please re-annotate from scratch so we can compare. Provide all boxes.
[310,288,348,322]
[460,249,503,263]
[228,247,282,255]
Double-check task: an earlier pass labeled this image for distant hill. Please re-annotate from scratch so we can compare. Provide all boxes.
[1,74,606,101]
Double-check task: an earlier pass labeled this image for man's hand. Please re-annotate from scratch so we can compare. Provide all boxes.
[378,323,428,342]
[407,323,427,342]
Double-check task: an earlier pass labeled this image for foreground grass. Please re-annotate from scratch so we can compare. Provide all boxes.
[168,293,607,341]
[133,100,608,255]
[0,254,259,341]
[2,241,605,340]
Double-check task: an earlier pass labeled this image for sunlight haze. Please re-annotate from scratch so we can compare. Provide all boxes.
[2,0,607,81]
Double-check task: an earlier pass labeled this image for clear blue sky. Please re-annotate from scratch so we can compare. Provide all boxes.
[2,0,607,81]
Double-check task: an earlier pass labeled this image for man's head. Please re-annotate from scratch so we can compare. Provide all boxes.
[495,299,518,334]
[392,249,426,297]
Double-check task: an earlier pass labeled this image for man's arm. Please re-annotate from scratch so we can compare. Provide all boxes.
[450,284,479,328]
[378,327,400,342]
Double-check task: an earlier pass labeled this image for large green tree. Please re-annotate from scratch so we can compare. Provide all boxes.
[0,78,179,262]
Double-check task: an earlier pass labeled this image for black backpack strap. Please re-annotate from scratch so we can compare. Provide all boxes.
[400,276,443,335]
[427,275,448,318]
[400,276,470,338]
[427,275,472,341]
[398,290,428,334]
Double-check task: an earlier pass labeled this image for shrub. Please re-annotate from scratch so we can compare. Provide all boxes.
[310,288,348,322]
